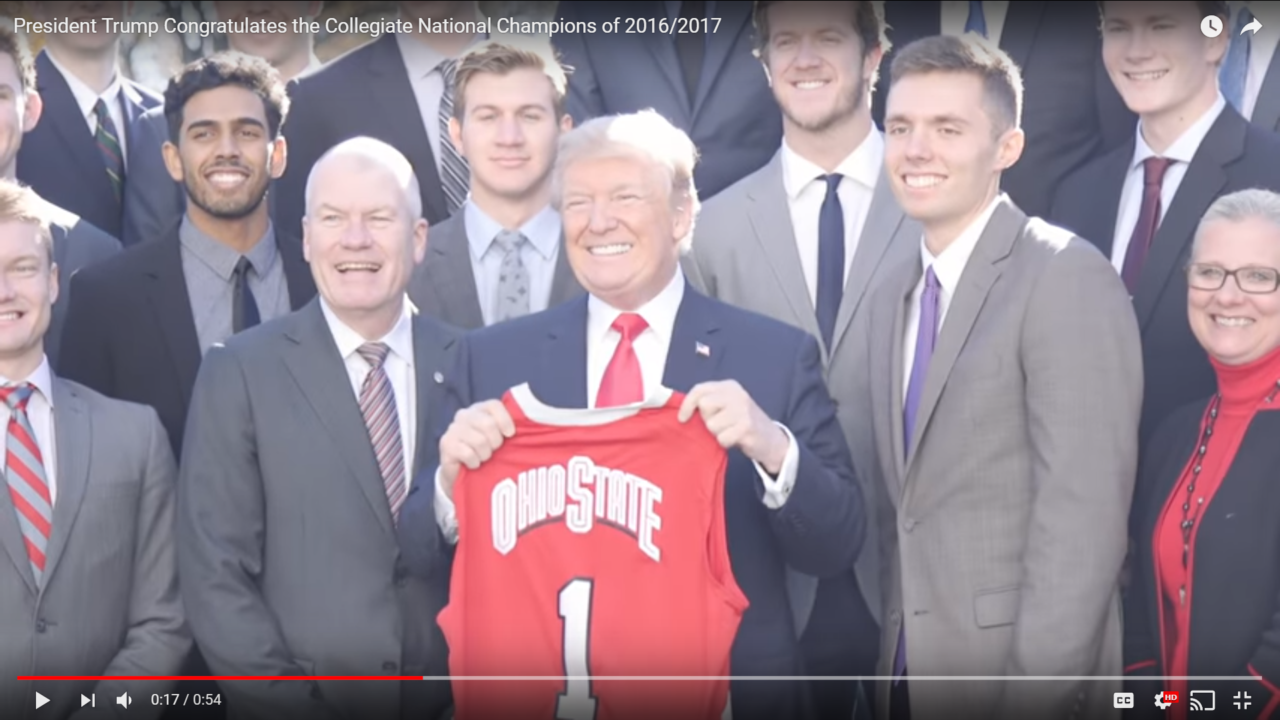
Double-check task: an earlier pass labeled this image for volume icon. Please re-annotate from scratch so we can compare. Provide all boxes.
[116,692,131,708]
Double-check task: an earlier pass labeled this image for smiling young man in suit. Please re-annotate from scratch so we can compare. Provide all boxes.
[0,180,188,720]
[684,2,915,716]
[870,34,1142,720]
[421,110,866,720]
[407,39,582,329]
[1050,0,1280,444]
[57,53,316,461]
[15,1,164,242]
[178,137,458,720]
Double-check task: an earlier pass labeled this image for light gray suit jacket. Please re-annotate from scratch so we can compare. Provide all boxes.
[683,147,920,632]
[0,377,188,720]
[46,200,122,369]
[865,199,1142,720]
[407,211,584,330]
[177,300,459,720]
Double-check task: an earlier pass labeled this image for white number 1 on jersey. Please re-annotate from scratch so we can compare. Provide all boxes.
[556,578,598,720]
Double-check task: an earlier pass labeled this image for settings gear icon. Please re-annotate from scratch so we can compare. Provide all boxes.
[1155,692,1173,710]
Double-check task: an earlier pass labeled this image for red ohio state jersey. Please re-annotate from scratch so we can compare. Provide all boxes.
[438,383,747,720]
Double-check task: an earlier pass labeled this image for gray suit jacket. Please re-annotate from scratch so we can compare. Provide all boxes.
[120,105,185,247]
[865,199,1142,720]
[46,201,121,369]
[408,211,584,330]
[0,378,188,720]
[177,300,459,720]
[683,148,919,633]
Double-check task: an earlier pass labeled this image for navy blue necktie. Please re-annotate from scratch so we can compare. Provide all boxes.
[816,174,845,350]
[1221,7,1253,111]
[965,0,988,37]
[232,256,261,333]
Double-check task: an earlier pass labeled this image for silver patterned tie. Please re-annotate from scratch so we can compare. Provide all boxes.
[437,58,470,213]
[492,230,530,323]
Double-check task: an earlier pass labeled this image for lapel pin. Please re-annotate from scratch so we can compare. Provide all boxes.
[433,371,444,384]
[695,342,710,357]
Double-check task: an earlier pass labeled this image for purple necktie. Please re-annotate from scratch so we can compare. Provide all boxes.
[894,265,940,681]
[1120,157,1174,294]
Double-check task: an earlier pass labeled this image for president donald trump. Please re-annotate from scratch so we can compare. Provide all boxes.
[426,110,866,720]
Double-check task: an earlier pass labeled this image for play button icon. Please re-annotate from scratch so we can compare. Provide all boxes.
[35,692,49,709]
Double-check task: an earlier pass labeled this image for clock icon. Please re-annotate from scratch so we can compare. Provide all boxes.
[1201,15,1224,37]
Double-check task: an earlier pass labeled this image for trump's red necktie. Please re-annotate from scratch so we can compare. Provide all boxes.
[597,313,648,407]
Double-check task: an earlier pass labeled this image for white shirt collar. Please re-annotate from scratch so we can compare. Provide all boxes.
[920,194,1005,294]
[319,296,416,367]
[1,355,55,408]
[1133,94,1227,168]
[43,48,122,123]
[587,269,685,348]
[464,201,562,262]
[780,129,884,200]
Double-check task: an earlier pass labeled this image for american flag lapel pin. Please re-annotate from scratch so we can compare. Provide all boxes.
[695,342,710,357]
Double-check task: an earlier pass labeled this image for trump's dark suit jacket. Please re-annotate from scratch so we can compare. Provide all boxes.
[421,282,867,720]
[275,34,450,238]
[553,1,782,200]
[17,51,162,241]
[873,0,1134,218]
[55,231,316,459]
[1050,107,1280,443]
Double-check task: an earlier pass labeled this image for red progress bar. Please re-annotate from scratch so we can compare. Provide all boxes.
[20,671,427,676]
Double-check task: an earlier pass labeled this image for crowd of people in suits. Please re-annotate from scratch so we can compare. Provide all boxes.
[4,0,1280,720]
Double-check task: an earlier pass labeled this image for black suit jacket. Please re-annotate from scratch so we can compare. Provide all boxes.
[1124,404,1280,719]
[553,0,782,200]
[873,0,1134,218]
[17,51,162,240]
[275,34,449,239]
[55,231,317,459]
[47,206,121,368]
[1252,50,1280,132]
[1050,108,1280,442]
[412,286,866,720]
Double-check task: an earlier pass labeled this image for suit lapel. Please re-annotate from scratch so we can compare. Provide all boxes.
[366,35,448,222]
[411,315,455,476]
[549,239,584,306]
[879,256,920,501]
[641,2,692,119]
[746,153,821,341]
[279,235,317,310]
[281,301,395,535]
[906,201,1023,470]
[0,441,36,592]
[661,289,726,392]
[998,1,1045,73]
[144,241,202,409]
[40,380,91,591]
[1252,51,1280,131]
[691,3,751,119]
[540,297,591,408]
[1082,145,1132,259]
[1133,111,1244,328]
[36,52,115,205]
[427,218,485,329]
[830,172,907,354]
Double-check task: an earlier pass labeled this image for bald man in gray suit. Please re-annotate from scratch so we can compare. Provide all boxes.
[0,181,188,720]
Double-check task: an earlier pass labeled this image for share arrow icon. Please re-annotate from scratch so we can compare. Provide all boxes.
[1243,17,1262,35]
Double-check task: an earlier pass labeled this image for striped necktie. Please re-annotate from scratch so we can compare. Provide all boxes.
[356,343,407,520]
[437,58,470,213]
[1,383,51,586]
[93,99,124,203]
[1221,7,1253,112]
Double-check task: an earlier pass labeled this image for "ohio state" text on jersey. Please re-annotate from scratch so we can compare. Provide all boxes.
[490,455,664,561]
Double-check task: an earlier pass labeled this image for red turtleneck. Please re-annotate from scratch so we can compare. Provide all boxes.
[1155,345,1280,720]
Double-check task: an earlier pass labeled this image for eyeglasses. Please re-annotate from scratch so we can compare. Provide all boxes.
[1186,263,1280,294]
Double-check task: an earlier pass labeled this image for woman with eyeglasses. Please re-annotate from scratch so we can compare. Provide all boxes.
[1124,189,1280,720]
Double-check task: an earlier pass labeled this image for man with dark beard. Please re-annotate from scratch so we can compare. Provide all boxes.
[57,52,316,461]
[684,3,918,717]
